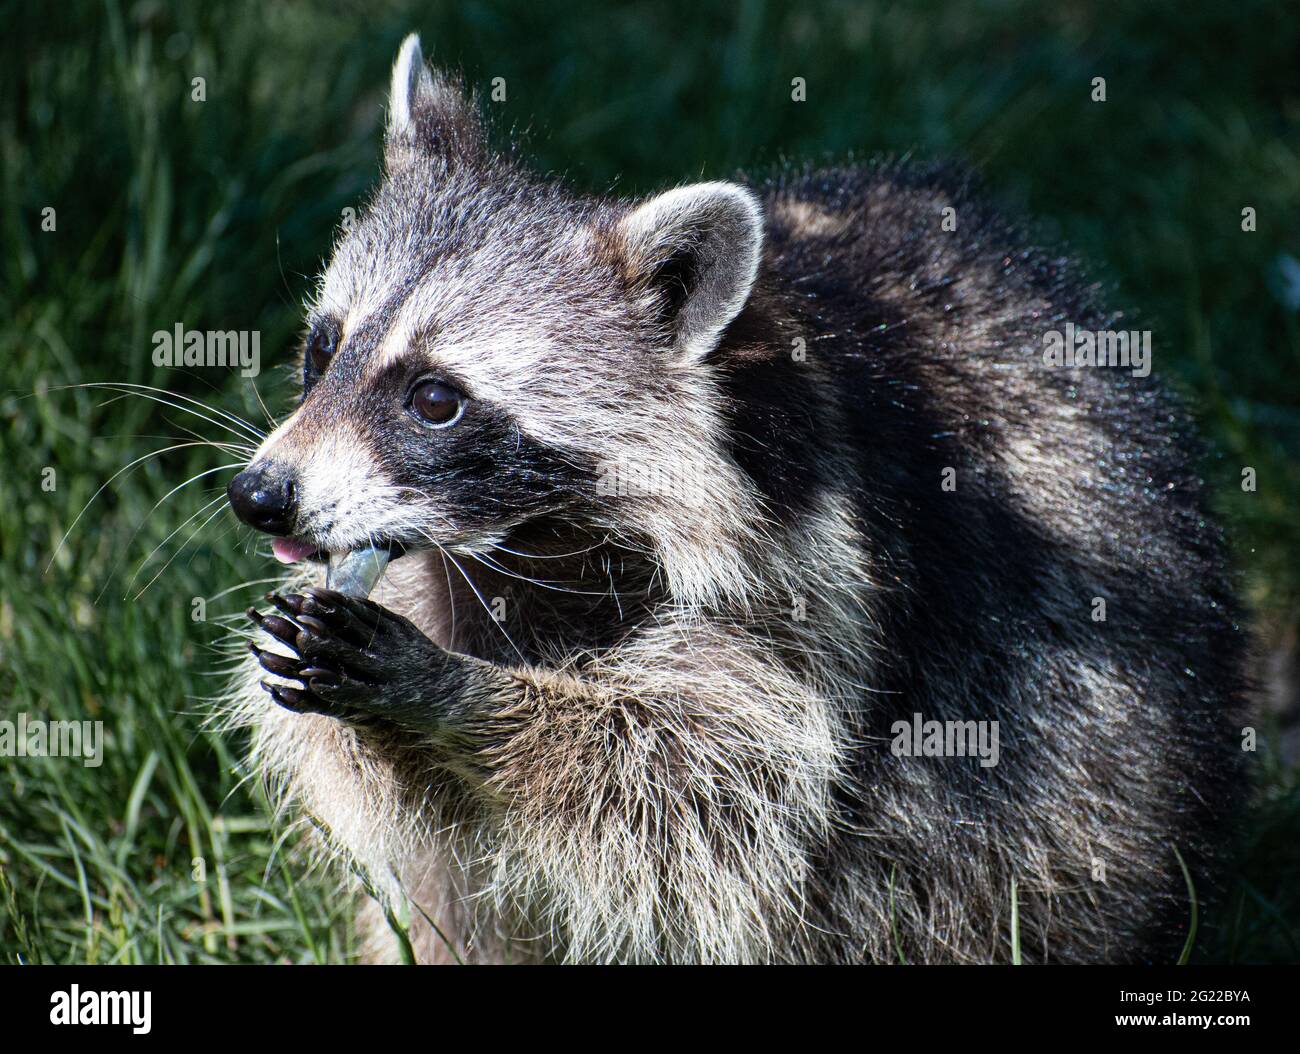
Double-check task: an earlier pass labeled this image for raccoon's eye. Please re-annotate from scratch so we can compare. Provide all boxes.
[306,323,337,374]
[410,380,464,427]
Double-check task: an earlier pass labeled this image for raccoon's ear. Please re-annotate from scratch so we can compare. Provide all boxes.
[615,182,764,362]
[385,34,485,169]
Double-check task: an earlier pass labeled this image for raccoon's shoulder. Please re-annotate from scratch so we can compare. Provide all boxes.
[762,159,975,239]
[757,158,1101,324]
[761,159,983,249]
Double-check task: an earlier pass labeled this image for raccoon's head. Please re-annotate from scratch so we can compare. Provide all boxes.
[228,34,770,604]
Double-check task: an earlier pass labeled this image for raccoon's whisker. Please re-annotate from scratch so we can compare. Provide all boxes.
[137,497,232,601]
[128,493,230,600]
[157,419,257,458]
[95,465,243,603]
[105,381,267,442]
[102,431,255,457]
[435,540,528,664]
[210,519,248,556]
[459,548,602,597]
[600,549,626,622]
[95,407,260,457]
[57,382,266,443]
[117,461,246,575]
[244,375,279,433]
[47,441,233,573]
[388,486,459,532]
[81,388,260,449]
[93,472,242,606]
[460,547,557,585]
[205,576,295,605]
[435,536,460,649]
[488,537,613,561]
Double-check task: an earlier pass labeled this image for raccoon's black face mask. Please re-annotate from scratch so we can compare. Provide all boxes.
[227,303,592,564]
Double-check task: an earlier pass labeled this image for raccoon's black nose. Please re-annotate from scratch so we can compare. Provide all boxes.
[227,463,298,535]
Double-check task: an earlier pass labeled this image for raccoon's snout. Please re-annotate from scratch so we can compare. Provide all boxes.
[228,462,298,535]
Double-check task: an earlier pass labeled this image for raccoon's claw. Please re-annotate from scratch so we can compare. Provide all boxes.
[249,643,299,679]
[299,665,342,686]
[262,679,312,713]
[246,606,303,650]
[247,588,445,729]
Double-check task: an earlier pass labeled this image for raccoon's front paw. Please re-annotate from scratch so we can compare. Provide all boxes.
[247,586,447,730]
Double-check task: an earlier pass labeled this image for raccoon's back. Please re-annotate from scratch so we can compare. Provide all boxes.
[763,160,1241,672]
[762,161,1248,961]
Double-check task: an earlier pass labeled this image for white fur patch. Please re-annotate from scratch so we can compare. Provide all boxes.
[388,34,433,140]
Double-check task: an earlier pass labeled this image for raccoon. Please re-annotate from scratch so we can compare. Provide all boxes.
[222,34,1248,964]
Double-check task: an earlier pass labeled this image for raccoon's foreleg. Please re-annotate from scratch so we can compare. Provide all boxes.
[248,586,840,962]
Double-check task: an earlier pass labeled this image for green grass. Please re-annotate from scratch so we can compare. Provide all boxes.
[1,0,1297,963]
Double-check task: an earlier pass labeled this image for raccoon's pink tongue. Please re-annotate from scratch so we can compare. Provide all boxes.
[272,538,317,564]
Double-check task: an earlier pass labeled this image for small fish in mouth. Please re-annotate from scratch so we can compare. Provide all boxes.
[325,546,392,598]
[270,538,392,599]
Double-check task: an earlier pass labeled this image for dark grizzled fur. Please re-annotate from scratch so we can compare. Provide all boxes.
[235,41,1250,963]
[736,162,1249,961]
